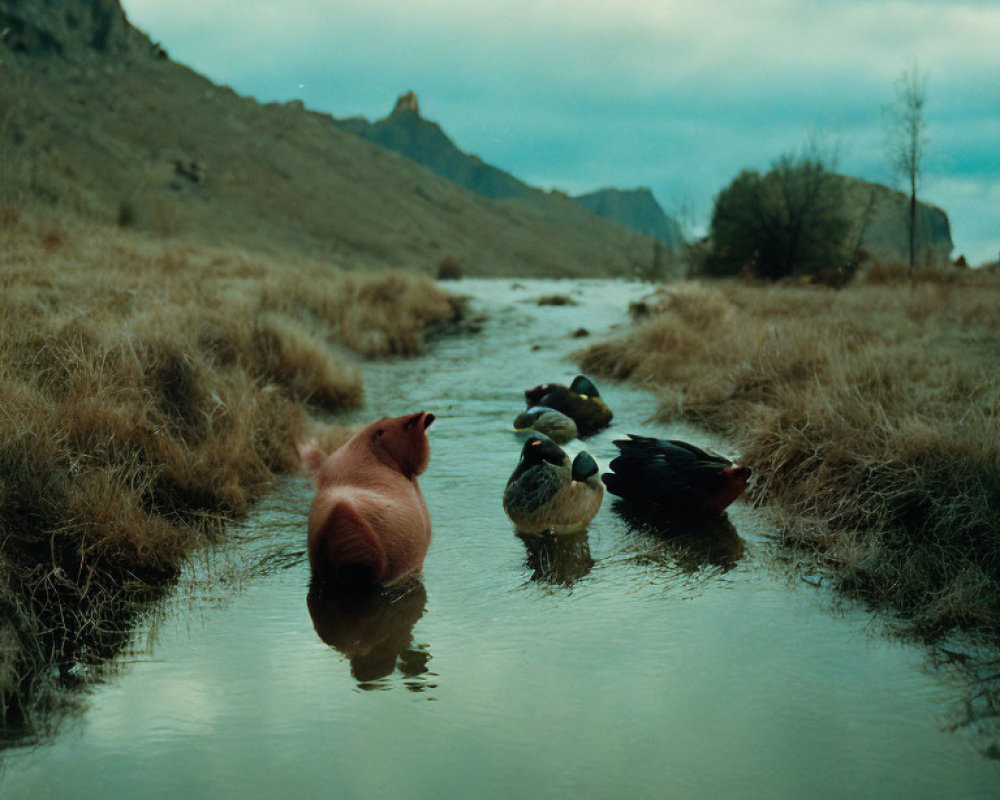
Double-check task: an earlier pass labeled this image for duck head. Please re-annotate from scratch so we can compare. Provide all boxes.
[513,406,550,430]
[569,374,600,398]
[508,433,569,484]
[520,433,569,467]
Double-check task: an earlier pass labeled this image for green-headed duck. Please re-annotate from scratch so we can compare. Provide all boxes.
[523,374,612,437]
[503,433,604,534]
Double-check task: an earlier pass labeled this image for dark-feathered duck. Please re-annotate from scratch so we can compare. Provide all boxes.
[603,435,750,514]
[523,374,612,437]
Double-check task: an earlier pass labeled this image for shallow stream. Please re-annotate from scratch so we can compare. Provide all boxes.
[2,279,998,798]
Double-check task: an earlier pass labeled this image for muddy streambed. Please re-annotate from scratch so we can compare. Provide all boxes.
[2,279,998,798]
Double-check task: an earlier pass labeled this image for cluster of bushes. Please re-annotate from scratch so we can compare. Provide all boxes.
[686,146,951,283]
[692,152,854,282]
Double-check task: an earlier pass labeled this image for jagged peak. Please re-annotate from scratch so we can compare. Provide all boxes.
[390,91,420,118]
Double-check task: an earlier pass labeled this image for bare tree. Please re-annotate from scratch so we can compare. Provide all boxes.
[888,62,927,281]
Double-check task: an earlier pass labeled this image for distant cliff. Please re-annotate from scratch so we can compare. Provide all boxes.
[337,93,684,249]
[336,92,536,201]
[574,188,684,247]
[836,175,953,267]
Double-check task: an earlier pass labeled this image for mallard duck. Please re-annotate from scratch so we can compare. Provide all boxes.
[603,435,751,514]
[503,434,604,534]
[523,374,612,436]
[512,406,578,443]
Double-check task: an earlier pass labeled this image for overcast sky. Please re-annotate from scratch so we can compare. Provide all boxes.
[122,0,998,264]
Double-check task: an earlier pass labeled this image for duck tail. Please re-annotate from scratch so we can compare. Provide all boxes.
[311,501,388,589]
[601,471,627,498]
[572,451,599,482]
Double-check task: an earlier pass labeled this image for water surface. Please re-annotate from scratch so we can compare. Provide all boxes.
[2,279,998,799]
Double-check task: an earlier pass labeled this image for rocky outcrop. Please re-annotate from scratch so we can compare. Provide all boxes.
[337,93,685,251]
[574,188,684,247]
[391,90,420,117]
[337,92,536,201]
[837,175,953,267]
[0,0,143,57]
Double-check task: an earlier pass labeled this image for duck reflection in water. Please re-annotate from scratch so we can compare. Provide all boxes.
[307,579,433,690]
[518,531,594,586]
[611,500,746,573]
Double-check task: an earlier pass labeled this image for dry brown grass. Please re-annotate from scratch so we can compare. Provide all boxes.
[0,210,458,736]
[579,270,1000,636]
[436,255,463,280]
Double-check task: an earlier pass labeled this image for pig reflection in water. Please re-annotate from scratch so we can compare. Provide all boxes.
[518,531,594,586]
[307,581,432,687]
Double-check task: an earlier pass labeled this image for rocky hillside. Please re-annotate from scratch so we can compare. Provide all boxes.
[574,188,684,247]
[0,1,664,278]
[0,0,136,56]
[337,92,536,203]
[336,93,685,249]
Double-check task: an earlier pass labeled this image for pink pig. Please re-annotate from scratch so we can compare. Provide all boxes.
[299,412,434,588]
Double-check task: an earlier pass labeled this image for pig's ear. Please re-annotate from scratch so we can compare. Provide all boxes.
[297,440,326,481]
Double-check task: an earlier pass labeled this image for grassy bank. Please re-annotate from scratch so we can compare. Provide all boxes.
[0,211,459,739]
[579,267,1000,637]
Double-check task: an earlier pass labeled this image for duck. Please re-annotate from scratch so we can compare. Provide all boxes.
[512,406,578,444]
[523,374,613,436]
[503,433,604,535]
[602,435,751,514]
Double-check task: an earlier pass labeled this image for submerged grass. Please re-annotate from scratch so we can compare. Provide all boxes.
[0,211,459,740]
[579,268,1000,637]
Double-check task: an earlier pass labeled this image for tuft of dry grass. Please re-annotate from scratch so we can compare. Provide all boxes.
[579,270,1000,636]
[0,211,459,737]
[436,254,463,280]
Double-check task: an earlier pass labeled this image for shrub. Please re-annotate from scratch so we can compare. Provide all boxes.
[436,254,463,280]
[704,153,851,280]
